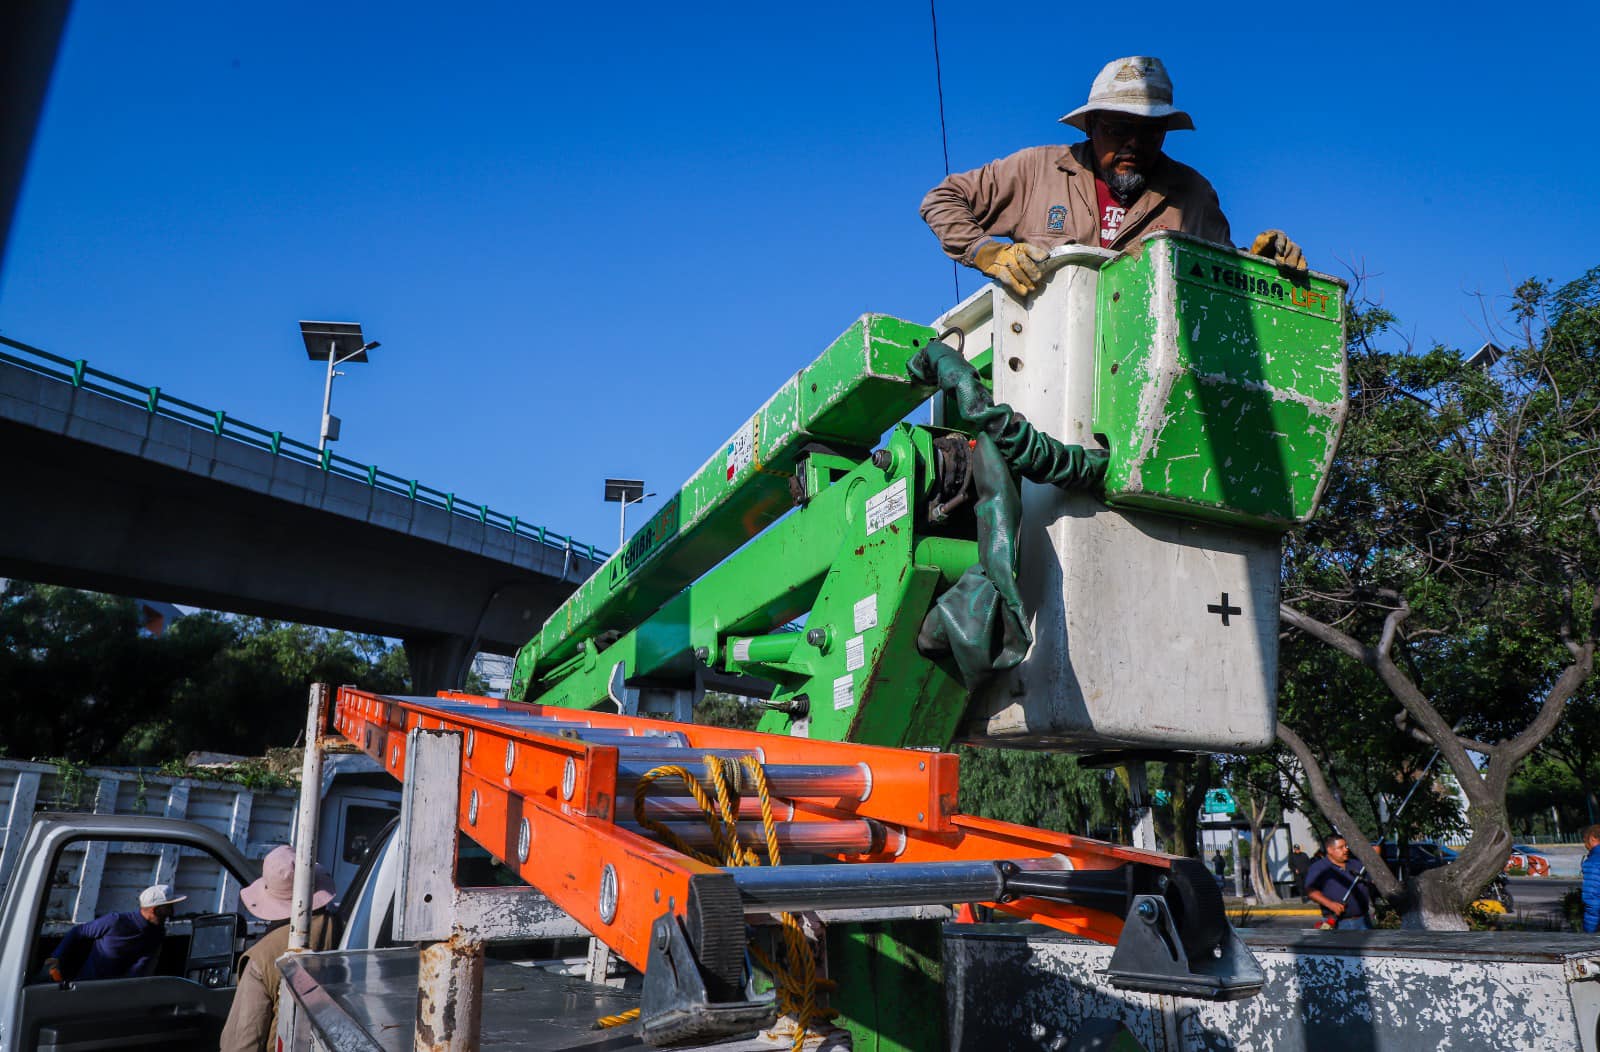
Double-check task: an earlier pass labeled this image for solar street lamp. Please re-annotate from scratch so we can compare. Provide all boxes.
[603,478,653,548]
[300,321,379,451]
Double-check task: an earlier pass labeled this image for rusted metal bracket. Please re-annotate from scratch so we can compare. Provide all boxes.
[397,727,589,1052]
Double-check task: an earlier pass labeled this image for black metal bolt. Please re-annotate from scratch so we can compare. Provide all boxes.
[693,646,709,662]
[1010,322,1023,333]
[871,449,893,470]
[806,627,827,648]
[1137,899,1158,922]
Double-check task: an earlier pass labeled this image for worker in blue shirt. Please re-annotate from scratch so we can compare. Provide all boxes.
[1582,823,1600,935]
[43,883,186,981]
[1304,833,1372,930]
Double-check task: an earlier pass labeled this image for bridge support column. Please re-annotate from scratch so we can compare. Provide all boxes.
[403,633,475,696]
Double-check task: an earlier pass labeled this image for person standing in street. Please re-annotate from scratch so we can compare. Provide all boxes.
[1289,844,1311,899]
[1305,833,1373,930]
[1581,824,1600,934]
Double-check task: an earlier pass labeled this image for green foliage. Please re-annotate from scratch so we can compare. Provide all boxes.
[695,691,764,731]
[1279,264,1600,915]
[1507,752,1592,836]
[1277,632,1464,844]
[0,581,413,764]
[0,584,227,762]
[45,757,89,811]
[155,756,300,791]
[1535,685,1600,827]
[955,747,1124,838]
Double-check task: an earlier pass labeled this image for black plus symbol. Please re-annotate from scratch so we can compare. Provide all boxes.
[1207,593,1243,626]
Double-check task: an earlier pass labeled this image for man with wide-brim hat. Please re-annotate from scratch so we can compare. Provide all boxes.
[219,845,341,1052]
[922,56,1305,296]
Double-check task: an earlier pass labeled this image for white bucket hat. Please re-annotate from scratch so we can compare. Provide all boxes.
[1059,56,1195,132]
[240,844,334,921]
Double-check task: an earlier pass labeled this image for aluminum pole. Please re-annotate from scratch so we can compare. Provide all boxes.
[318,339,337,451]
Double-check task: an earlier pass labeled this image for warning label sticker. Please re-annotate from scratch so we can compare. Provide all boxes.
[864,478,909,536]
[725,419,756,481]
[832,674,854,711]
[853,594,878,633]
[790,716,810,738]
[845,634,865,672]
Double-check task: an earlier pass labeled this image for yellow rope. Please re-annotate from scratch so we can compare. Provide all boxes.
[619,754,835,1051]
[596,1007,640,1029]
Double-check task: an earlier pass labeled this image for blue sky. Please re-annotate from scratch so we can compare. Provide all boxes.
[6,1,1599,554]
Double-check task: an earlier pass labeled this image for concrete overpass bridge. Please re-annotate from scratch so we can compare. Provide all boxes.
[0,334,606,692]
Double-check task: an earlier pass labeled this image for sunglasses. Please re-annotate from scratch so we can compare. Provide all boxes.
[1092,115,1165,142]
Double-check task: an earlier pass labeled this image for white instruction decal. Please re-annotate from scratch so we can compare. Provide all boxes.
[832,674,854,711]
[853,594,878,633]
[725,419,755,481]
[864,478,909,536]
[732,638,751,663]
[790,716,811,738]
[845,634,865,672]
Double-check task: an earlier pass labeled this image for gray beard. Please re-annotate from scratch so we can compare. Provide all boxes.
[1105,170,1146,206]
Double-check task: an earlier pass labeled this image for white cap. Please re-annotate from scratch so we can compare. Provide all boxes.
[1059,56,1194,132]
[139,883,187,909]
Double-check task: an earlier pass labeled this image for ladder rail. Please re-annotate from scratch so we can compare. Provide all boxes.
[332,687,1186,973]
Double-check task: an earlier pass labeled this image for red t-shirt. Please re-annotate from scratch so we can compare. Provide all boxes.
[1095,177,1129,247]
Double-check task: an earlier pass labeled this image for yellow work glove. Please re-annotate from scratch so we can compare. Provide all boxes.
[1250,229,1307,271]
[974,241,1049,295]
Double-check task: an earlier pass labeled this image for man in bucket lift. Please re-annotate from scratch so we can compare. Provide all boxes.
[921,56,1306,296]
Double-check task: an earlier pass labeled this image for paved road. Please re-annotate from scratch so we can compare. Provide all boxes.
[1506,876,1578,927]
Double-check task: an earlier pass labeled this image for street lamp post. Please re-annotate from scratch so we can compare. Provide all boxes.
[299,321,379,451]
[603,478,654,549]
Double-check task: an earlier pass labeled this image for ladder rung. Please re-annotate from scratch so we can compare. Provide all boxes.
[618,761,870,801]
[534,727,684,746]
[636,796,796,821]
[621,818,882,855]
[608,746,762,766]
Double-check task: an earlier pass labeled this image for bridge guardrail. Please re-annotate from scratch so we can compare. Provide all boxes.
[0,334,607,564]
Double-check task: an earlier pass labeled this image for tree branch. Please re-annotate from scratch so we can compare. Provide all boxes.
[1502,643,1598,764]
[1276,722,1403,900]
[1279,603,1372,665]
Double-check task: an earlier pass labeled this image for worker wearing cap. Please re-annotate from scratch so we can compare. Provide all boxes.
[219,845,340,1052]
[921,56,1305,296]
[43,883,186,982]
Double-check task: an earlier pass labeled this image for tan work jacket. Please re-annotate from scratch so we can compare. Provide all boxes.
[218,911,339,1052]
[920,141,1232,265]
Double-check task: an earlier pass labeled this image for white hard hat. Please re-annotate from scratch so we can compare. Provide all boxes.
[139,883,187,909]
[1059,56,1195,132]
